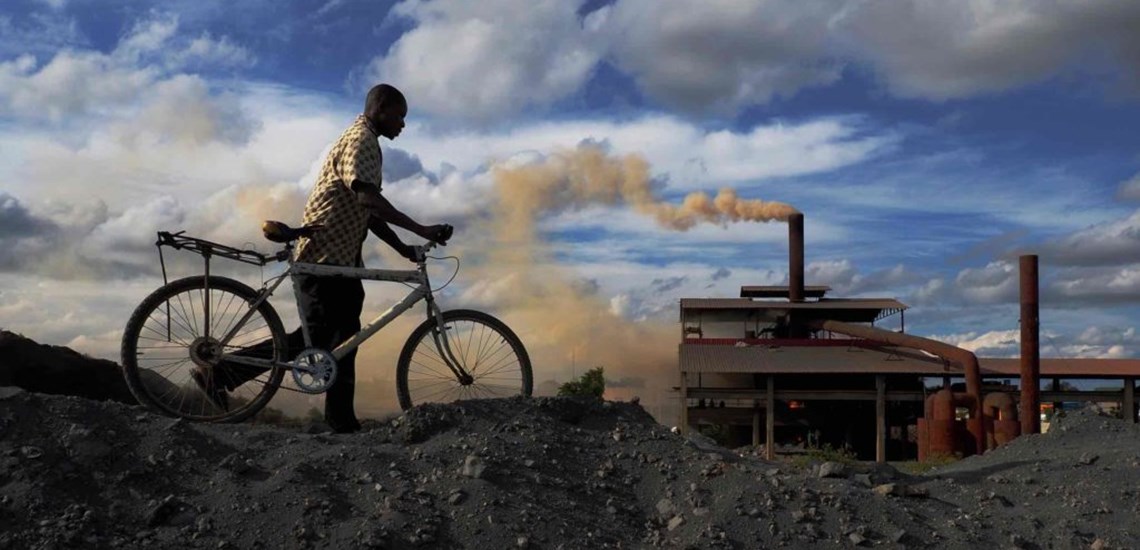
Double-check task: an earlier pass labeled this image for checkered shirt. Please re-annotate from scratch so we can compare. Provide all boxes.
[295,116,382,266]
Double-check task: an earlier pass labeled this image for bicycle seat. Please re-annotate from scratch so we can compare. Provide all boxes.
[262,221,323,243]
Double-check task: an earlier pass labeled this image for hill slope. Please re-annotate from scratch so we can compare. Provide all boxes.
[2,388,1137,549]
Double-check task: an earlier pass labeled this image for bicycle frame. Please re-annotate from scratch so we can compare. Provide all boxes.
[214,244,470,380]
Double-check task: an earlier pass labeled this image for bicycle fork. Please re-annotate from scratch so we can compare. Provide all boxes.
[426,299,473,384]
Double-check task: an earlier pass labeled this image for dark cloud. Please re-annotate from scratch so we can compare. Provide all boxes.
[0,193,55,238]
[1034,210,1140,267]
[839,1,1140,100]
[382,146,429,183]
[650,276,686,293]
[571,278,600,297]
[1116,173,1140,201]
[1044,265,1140,307]
[710,267,731,281]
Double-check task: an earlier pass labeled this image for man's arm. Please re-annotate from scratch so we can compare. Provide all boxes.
[351,180,425,234]
[367,216,416,261]
[351,179,452,244]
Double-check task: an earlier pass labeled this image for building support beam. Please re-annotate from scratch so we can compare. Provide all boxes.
[876,375,887,464]
[680,371,689,434]
[752,404,761,446]
[1125,377,1136,424]
[765,375,775,461]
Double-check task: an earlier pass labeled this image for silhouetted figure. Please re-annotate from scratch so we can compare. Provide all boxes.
[207,84,451,433]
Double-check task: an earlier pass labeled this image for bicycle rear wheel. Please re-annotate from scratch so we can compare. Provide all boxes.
[396,309,532,410]
[120,276,287,422]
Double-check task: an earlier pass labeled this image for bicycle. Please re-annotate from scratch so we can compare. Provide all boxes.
[120,221,533,423]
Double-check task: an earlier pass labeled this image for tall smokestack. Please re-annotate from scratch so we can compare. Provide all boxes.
[789,213,804,303]
[1020,254,1041,435]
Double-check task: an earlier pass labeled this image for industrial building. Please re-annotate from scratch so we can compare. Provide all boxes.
[678,214,1140,462]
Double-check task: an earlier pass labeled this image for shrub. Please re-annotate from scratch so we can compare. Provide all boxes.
[558,367,605,398]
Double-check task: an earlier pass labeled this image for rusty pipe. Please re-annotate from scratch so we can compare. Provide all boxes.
[809,319,986,454]
[1020,255,1041,434]
[789,213,804,303]
[983,392,1017,421]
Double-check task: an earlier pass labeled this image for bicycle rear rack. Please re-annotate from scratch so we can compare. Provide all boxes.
[153,231,289,342]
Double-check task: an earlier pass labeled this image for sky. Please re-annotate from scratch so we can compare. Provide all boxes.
[2,0,1140,384]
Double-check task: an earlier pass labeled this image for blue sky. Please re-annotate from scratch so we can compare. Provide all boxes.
[2,0,1140,377]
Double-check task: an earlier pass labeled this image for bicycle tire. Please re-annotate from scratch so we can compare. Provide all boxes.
[396,309,532,410]
[120,276,287,422]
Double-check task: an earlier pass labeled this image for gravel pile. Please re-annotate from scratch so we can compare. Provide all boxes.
[1,386,1138,549]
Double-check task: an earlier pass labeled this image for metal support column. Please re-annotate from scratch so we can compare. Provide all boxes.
[1020,254,1041,434]
[680,371,689,434]
[876,375,887,464]
[765,376,775,461]
[1124,377,1136,424]
[752,403,761,447]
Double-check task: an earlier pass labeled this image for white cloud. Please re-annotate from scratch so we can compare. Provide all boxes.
[399,115,893,190]
[935,329,1021,356]
[354,0,1140,124]
[368,0,602,124]
[0,52,156,120]
[934,326,1138,359]
[836,0,1140,99]
[0,14,254,123]
[598,0,840,113]
[909,261,1017,306]
[172,33,256,69]
[0,12,85,58]
[116,16,255,71]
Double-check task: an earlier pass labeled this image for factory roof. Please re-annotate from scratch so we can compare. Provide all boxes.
[740,285,832,299]
[680,297,907,322]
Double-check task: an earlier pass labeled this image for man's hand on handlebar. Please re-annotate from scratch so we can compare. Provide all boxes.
[396,243,419,263]
[419,224,453,245]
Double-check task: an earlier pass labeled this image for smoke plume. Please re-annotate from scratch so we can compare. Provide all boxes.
[444,144,796,422]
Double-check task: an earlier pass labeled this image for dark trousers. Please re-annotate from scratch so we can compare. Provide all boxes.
[216,274,364,430]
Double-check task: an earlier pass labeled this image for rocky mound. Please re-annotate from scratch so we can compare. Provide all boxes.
[1,388,1137,549]
[0,330,136,404]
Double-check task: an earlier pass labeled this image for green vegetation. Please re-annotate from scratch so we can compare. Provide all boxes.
[558,367,606,398]
[896,453,960,475]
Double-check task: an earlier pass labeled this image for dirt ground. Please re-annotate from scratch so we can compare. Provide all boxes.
[1,386,1137,549]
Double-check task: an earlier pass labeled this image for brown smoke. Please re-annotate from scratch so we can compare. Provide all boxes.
[452,144,796,422]
[490,144,798,238]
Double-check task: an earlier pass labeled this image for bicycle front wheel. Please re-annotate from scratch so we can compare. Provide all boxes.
[396,309,532,410]
[120,276,287,422]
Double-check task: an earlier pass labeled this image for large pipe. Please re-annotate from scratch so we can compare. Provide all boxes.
[788,212,804,303]
[809,319,986,454]
[1020,255,1041,434]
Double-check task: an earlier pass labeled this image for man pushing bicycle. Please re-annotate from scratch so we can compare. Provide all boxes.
[200,84,452,433]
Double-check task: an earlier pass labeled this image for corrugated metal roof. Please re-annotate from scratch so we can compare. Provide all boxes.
[680,297,907,323]
[680,298,908,310]
[740,285,831,298]
[680,344,948,374]
[679,344,1140,378]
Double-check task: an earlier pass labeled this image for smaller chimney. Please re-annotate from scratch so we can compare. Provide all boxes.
[1019,254,1041,434]
[789,213,804,302]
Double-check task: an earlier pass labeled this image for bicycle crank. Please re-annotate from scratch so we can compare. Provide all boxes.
[291,348,338,394]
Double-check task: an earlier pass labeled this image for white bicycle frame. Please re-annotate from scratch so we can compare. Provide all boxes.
[216,242,468,377]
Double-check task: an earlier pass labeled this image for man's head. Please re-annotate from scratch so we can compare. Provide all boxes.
[364,84,407,140]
